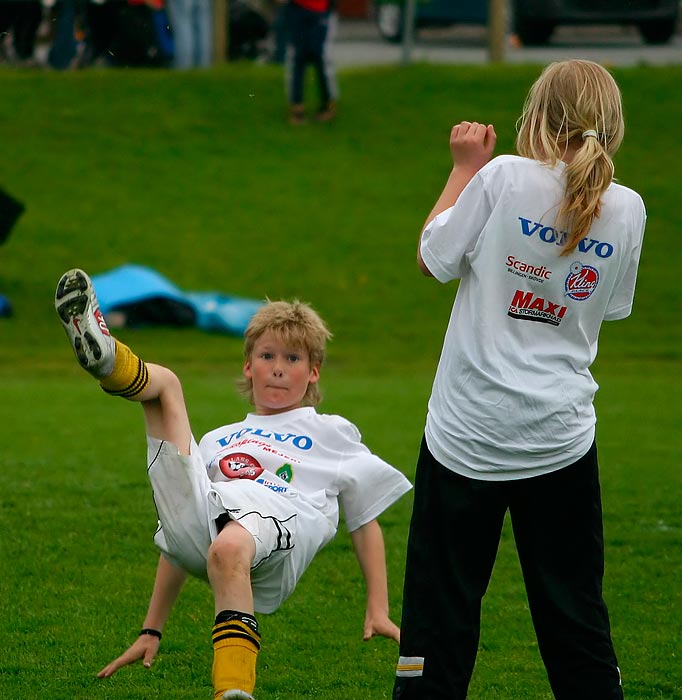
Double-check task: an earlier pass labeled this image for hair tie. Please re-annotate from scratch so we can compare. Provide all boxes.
[582,129,599,140]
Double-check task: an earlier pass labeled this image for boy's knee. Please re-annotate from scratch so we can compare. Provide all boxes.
[208,523,256,574]
[154,364,184,395]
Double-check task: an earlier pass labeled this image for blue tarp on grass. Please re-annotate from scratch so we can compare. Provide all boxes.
[91,264,263,336]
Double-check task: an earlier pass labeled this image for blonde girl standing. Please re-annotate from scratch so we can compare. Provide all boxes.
[394,60,645,700]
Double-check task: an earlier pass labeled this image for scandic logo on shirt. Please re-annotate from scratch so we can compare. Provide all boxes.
[508,289,567,326]
[518,217,614,259]
[506,255,552,281]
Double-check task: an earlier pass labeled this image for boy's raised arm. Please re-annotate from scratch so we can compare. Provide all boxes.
[350,519,400,644]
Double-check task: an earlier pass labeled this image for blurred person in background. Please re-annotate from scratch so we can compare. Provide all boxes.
[283,0,337,124]
[166,0,210,67]
[0,0,43,64]
[108,0,173,67]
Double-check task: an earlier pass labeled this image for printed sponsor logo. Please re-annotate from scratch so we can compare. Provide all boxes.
[216,427,313,450]
[518,217,614,259]
[276,463,294,483]
[564,262,599,301]
[506,255,552,283]
[256,478,289,494]
[219,452,264,480]
[508,289,567,326]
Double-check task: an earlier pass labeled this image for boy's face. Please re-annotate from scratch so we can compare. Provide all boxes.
[243,329,320,415]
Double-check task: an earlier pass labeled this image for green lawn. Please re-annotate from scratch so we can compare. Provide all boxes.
[0,62,680,699]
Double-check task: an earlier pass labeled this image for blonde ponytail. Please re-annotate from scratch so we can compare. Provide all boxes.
[559,133,615,254]
[515,60,624,255]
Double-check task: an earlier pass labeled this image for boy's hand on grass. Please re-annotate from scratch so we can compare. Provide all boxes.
[97,635,160,678]
[363,613,401,644]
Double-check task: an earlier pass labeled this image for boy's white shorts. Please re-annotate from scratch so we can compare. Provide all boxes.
[147,437,336,614]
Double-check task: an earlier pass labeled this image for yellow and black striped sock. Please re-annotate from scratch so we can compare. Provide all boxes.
[211,610,261,699]
[99,340,149,399]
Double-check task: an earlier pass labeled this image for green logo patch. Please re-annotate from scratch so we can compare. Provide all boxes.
[276,463,294,483]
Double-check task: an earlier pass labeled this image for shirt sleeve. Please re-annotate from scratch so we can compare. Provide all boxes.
[420,168,494,283]
[334,422,412,532]
[604,197,647,321]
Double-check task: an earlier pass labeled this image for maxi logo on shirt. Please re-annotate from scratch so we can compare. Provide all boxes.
[216,427,314,451]
[519,217,614,259]
[508,289,568,326]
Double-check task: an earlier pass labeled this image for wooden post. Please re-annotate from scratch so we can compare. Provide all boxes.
[401,0,418,66]
[487,0,506,63]
[213,0,228,64]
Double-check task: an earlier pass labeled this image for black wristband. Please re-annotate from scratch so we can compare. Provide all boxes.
[140,628,162,640]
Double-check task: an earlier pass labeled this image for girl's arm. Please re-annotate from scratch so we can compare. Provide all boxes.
[418,121,497,275]
[97,555,188,677]
[350,519,400,643]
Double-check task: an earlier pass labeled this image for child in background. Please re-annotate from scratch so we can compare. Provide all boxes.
[283,0,337,124]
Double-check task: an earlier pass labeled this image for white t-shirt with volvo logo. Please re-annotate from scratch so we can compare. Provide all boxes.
[420,155,646,480]
[200,406,412,532]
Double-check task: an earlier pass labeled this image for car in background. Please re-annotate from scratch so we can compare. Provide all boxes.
[375,0,486,42]
[374,0,680,45]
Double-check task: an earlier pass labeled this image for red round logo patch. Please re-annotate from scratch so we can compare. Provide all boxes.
[565,262,599,301]
[218,452,264,480]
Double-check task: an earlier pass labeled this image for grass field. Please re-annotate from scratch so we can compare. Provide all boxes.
[0,60,680,699]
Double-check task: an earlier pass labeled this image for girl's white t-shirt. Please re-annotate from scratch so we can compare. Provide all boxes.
[420,155,646,480]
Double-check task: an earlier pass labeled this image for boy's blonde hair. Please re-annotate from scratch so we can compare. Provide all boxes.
[515,60,625,254]
[238,300,332,407]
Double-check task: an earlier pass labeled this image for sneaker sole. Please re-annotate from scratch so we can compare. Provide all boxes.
[55,269,113,375]
[222,691,256,700]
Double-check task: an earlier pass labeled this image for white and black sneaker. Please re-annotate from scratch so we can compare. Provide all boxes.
[55,268,115,378]
[223,691,255,700]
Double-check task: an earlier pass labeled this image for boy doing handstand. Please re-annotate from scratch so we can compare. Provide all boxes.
[55,268,412,700]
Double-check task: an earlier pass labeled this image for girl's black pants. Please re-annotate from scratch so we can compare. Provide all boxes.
[393,437,624,700]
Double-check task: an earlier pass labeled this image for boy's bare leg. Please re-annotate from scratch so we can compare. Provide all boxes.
[209,523,260,699]
[57,269,260,699]
[208,522,256,615]
[135,365,191,455]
